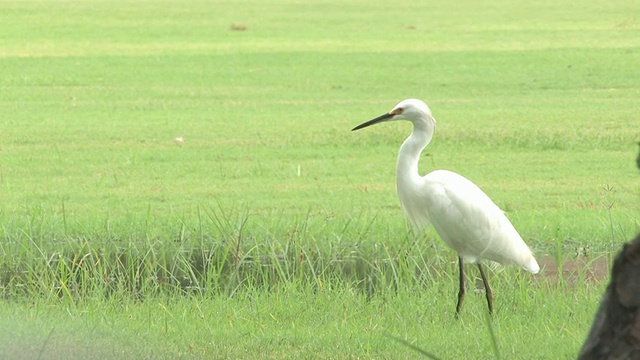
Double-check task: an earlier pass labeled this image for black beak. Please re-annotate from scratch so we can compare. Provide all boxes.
[351,112,394,131]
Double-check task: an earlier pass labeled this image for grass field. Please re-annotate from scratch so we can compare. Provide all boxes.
[0,0,639,358]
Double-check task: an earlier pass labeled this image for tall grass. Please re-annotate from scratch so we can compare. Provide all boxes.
[0,206,449,302]
[0,207,608,358]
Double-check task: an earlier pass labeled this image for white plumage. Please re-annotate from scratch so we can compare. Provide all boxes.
[353,98,539,315]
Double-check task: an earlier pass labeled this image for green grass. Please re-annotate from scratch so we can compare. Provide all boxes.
[0,0,639,358]
[0,224,605,359]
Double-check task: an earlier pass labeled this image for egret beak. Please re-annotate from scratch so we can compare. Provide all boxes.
[351,112,395,131]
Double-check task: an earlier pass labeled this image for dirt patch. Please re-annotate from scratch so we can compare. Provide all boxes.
[535,254,611,286]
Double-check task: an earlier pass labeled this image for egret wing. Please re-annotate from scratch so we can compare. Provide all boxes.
[422,170,536,270]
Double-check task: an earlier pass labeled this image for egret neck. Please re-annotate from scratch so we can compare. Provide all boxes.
[396,114,435,194]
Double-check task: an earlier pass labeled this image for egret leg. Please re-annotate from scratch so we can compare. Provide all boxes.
[477,263,494,315]
[455,256,466,317]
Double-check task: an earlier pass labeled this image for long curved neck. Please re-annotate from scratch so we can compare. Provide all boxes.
[396,117,435,182]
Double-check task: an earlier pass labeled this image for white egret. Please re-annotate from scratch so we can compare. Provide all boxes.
[352,99,539,315]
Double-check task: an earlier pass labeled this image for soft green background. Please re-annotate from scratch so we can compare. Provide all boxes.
[0,0,638,358]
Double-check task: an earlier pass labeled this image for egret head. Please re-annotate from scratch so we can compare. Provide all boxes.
[352,99,434,131]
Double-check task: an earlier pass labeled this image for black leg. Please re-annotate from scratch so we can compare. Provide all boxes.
[455,256,465,317]
[477,262,494,315]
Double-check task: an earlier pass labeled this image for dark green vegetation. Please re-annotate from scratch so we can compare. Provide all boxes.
[0,0,638,358]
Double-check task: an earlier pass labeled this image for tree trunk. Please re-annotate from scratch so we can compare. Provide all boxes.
[578,233,640,359]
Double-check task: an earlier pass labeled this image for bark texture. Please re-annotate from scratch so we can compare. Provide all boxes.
[578,233,640,359]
